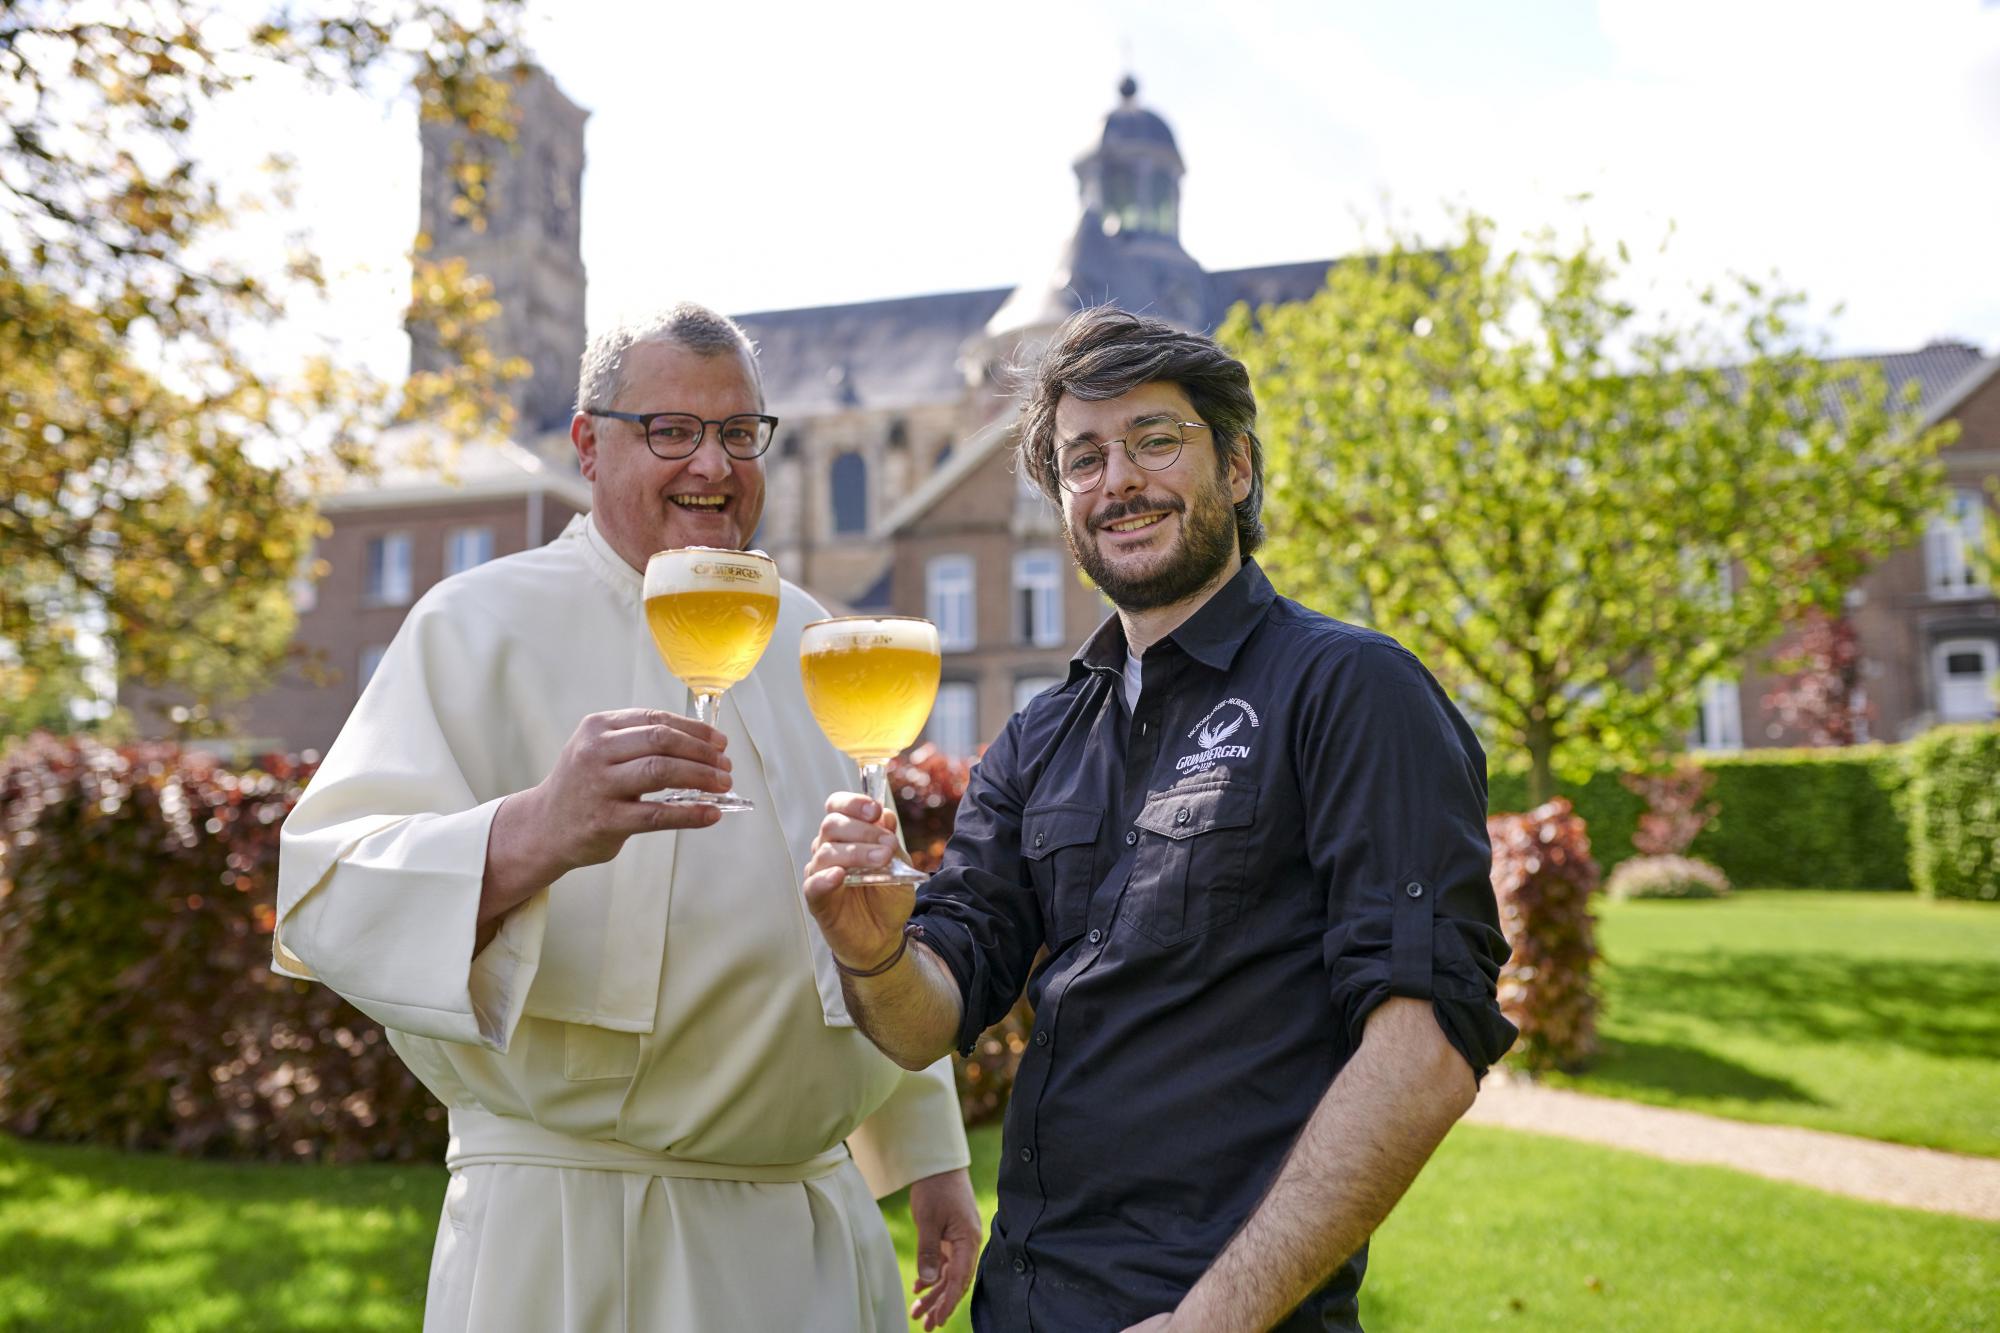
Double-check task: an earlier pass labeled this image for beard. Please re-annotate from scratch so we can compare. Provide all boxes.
[1066,472,1239,613]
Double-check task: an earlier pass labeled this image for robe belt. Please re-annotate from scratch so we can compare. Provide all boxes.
[444,1107,852,1183]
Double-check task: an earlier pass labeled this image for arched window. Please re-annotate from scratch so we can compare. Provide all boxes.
[830,451,868,536]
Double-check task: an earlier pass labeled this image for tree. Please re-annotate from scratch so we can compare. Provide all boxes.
[1759,609,1868,746]
[1,2,529,739]
[1223,212,1959,804]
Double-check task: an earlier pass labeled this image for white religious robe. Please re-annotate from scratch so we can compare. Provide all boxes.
[275,513,968,1332]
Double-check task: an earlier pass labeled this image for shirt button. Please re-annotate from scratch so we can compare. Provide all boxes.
[1035,1030,1050,1047]
[1088,929,1102,944]
[1125,830,1138,846]
[1406,882,1424,898]
[1019,1146,1035,1163]
[1013,1257,1027,1274]
[1175,808,1190,826]
[1033,833,1045,848]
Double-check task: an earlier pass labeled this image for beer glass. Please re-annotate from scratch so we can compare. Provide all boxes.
[800,616,942,886]
[642,546,780,811]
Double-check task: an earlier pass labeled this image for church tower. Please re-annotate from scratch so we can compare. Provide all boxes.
[412,67,589,436]
[980,75,1210,348]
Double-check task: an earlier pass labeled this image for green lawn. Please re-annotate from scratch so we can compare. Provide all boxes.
[4,1122,1995,1331]
[1544,890,2000,1156]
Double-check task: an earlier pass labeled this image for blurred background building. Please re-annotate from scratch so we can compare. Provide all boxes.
[149,69,1997,757]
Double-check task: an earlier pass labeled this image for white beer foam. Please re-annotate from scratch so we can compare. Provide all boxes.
[803,617,939,654]
[644,546,777,599]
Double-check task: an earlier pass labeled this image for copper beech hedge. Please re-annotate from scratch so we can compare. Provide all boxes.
[0,735,1029,1163]
[890,743,1030,1128]
[1487,798,1602,1071]
[0,737,446,1162]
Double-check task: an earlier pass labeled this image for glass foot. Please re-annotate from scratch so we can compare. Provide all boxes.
[642,788,755,813]
[844,856,928,888]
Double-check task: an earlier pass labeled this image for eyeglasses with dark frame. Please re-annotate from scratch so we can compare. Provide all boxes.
[584,409,780,461]
[1053,419,1210,493]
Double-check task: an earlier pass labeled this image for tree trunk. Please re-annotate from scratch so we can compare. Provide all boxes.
[1526,717,1556,807]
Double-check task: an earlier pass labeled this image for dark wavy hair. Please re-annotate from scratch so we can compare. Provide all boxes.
[1015,306,1265,557]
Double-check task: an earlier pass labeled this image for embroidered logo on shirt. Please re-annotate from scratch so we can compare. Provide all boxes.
[1178,697,1260,774]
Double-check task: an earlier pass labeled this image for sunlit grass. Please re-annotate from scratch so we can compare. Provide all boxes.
[1544,890,2000,1154]
[6,1119,1993,1331]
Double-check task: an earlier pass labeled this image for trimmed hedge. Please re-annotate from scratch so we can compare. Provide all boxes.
[0,737,446,1162]
[1493,745,1913,890]
[1906,726,2000,902]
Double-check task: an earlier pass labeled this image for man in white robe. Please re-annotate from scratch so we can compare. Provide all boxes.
[276,304,978,1332]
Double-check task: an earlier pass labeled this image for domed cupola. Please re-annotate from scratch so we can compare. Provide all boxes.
[979,75,1210,347]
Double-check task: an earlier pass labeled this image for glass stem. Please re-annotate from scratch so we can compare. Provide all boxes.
[692,691,719,728]
[860,762,889,816]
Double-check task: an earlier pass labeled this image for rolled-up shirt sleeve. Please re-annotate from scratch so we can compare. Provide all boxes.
[910,713,1046,1056]
[1303,639,1517,1079]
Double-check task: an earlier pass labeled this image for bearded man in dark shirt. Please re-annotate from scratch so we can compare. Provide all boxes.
[803,306,1516,1332]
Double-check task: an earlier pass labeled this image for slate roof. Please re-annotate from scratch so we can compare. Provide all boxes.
[1845,340,1988,415]
[734,288,1008,416]
[734,260,1335,419]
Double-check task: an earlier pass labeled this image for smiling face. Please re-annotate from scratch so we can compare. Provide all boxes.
[571,339,768,571]
[1055,381,1251,613]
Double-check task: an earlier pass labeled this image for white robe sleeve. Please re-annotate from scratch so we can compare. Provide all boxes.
[844,1057,971,1199]
[274,587,549,1052]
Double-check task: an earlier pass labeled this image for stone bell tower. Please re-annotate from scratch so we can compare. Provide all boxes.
[411,66,589,436]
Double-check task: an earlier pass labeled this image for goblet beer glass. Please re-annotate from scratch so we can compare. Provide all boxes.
[642,546,779,811]
[800,616,942,886]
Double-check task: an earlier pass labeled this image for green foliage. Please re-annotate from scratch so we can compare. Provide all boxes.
[1488,799,1601,1071]
[0,3,530,738]
[1223,210,1957,803]
[1692,746,1911,889]
[1490,767,1644,866]
[1905,725,2000,902]
[1548,892,2000,1155]
[0,736,445,1161]
[1492,745,1910,889]
[1605,854,1731,901]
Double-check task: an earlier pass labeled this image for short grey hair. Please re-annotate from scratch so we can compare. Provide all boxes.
[575,303,764,412]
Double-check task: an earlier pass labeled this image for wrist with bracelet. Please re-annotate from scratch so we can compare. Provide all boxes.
[833,920,922,978]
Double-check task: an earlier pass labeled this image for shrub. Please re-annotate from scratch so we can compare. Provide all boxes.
[890,744,1032,1127]
[0,736,445,1162]
[1690,747,1910,890]
[1622,764,1717,857]
[1488,798,1601,1072]
[1605,854,1732,901]
[1905,724,2000,903]
[1493,746,1909,889]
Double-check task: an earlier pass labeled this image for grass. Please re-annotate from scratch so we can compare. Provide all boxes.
[1544,890,2000,1156]
[4,1122,1995,1332]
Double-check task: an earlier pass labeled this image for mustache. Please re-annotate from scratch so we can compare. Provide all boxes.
[1091,493,1185,531]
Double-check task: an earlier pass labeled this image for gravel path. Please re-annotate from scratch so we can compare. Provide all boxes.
[1463,1076,2000,1222]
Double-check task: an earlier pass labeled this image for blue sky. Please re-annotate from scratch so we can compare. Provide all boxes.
[223,0,2000,380]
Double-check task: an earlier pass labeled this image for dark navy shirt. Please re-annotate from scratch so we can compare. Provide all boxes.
[912,560,1516,1333]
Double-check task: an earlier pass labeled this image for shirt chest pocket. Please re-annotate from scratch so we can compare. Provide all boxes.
[1121,780,1259,947]
[1022,803,1102,945]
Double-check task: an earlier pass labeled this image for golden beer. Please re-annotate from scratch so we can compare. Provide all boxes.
[640,546,779,810]
[801,616,942,887]
[801,619,942,766]
[643,549,779,694]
